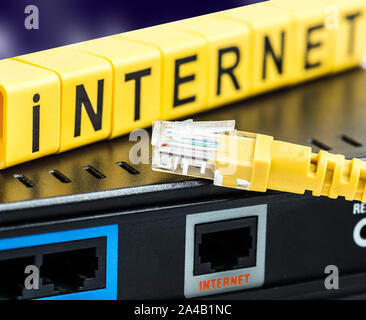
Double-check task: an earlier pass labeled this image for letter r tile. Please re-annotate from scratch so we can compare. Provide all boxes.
[172,15,252,108]
[218,1,296,93]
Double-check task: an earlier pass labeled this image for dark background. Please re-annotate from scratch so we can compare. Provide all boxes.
[0,0,260,59]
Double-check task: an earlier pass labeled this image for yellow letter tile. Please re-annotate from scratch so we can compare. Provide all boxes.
[16,47,113,152]
[0,59,60,168]
[218,2,296,94]
[270,0,335,82]
[74,36,161,138]
[172,15,252,108]
[119,25,208,120]
[328,0,366,71]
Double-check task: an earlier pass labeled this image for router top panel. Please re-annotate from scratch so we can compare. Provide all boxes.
[0,69,365,212]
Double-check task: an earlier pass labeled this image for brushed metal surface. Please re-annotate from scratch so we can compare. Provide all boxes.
[1,68,366,204]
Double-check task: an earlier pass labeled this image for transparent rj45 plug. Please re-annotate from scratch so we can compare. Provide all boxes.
[151,119,236,180]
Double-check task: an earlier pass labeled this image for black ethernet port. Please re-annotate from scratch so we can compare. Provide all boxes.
[0,237,106,300]
[194,217,257,276]
[0,256,35,300]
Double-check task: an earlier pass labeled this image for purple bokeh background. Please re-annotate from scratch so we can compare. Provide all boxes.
[0,0,261,59]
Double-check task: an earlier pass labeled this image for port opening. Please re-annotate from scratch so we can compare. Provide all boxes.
[42,247,101,295]
[194,217,257,276]
[0,237,106,300]
[0,256,35,300]
[185,205,266,298]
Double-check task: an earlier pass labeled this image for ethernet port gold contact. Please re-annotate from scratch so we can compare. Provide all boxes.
[185,205,267,298]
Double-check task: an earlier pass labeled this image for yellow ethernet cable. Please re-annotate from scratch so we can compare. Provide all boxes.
[152,120,366,202]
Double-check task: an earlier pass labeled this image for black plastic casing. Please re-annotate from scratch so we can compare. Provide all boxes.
[1,69,366,299]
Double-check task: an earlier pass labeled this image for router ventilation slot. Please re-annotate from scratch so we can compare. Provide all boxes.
[309,138,331,151]
[83,166,106,179]
[339,135,363,147]
[49,170,72,183]
[116,162,140,175]
[13,174,34,188]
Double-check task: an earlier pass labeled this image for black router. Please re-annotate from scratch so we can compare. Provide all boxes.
[0,68,366,299]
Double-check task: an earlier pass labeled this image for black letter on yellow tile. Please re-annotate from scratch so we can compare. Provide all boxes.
[74,80,104,137]
[344,12,362,56]
[125,68,151,121]
[217,46,240,95]
[32,93,40,153]
[305,24,324,70]
[262,32,285,80]
[173,55,197,107]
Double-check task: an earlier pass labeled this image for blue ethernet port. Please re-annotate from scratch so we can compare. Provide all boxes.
[0,225,118,300]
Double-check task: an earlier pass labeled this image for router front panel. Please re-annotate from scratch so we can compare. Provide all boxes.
[0,192,363,299]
